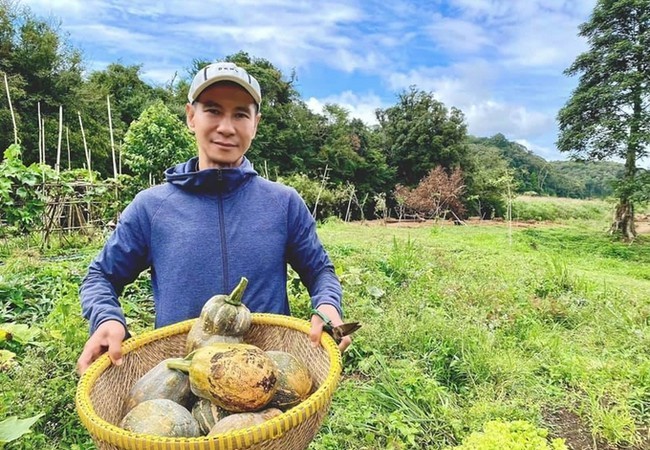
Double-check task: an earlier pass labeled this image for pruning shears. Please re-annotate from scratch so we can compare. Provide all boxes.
[311,309,361,343]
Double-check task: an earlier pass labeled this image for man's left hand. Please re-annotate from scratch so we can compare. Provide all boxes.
[309,304,352,352]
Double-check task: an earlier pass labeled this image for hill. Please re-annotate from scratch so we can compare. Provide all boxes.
[469,134,623,198]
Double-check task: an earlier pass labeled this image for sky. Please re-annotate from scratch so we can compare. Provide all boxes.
[24,0,599,163]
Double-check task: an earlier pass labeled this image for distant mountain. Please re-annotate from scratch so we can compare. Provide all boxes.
[469,134,623,198]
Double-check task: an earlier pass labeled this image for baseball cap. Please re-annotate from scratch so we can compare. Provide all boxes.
[187,62,262,106]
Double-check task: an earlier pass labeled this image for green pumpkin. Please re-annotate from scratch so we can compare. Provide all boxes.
[120,398,201,437]
[196,277,252,337]
[123,358,192,415]
[191,398,230,435]
[208,408,282,435]
[266,350,313,409]
[185,324,244,354]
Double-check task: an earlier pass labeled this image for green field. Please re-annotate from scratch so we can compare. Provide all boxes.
[1,212,649,449]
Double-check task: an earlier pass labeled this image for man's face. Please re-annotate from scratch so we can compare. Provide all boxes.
[186,82,261,169]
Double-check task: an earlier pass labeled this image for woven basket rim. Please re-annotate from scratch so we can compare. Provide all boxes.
[75,313,342,450]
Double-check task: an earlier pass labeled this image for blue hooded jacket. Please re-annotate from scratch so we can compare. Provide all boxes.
[80,157,342,334]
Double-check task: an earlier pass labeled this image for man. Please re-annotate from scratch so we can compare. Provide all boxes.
[77,62,349,375]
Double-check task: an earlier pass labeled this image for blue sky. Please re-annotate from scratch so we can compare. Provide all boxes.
[26,0,598,163]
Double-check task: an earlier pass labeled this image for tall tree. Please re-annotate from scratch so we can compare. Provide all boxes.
[0,1,84,164]
[557,0,650,240]
[122,100,195,182]
[376,87,468,187]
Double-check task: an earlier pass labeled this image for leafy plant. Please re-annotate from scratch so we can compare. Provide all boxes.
[446,420,567,450]
[0,145,53,235]
[122,100,196,181]
[0,414,45,447]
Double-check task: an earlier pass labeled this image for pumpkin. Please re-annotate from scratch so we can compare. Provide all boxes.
[185,325,243,354]
[196,277,252,337]
[120,398,201,437]
[191,398,230,435]
[123,358,192,415]
[208,408,282,435]
[168,342,278,412]
[266,350,313,409]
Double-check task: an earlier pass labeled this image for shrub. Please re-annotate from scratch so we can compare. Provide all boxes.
[122,101,196,182]
[0,144,54,235]
[447,420,568,450]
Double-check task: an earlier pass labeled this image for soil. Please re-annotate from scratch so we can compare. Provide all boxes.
[544,408,649,450]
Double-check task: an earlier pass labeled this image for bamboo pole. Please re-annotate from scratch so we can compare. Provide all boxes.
[41,117,46,166]
[56,105,63,174]
[78,112,92,181]
[3,72,18,145]
[37,102,43,164]
[345,185,355,222]
[66,126,71,170]
[312,165,329,218]
[107,94,117,178]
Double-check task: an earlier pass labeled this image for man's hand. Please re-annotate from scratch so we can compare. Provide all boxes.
[76,320,126,375]
[309,304,352,352]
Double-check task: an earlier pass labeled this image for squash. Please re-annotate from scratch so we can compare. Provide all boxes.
[191,398,230,435]
[266,350,313,409]
[208,408,282,435]
[197,277,252,337]
[185,325,243,354]
[168,342,278,412]
[123,358,192,414]
[120,398,201,437]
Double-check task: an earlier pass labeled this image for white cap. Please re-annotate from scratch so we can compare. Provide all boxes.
[187,62,262,106]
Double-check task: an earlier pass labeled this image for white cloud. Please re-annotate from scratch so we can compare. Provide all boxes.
[514,139,563,162]
[306,92,384,126]
[465,101,553,138]
[426,15,492,54]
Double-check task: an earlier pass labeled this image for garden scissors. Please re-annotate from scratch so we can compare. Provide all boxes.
[311,309,361,343]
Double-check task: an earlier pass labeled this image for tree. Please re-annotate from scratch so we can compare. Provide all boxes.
[394,166,466,220]
[463,143,511,218]
[0,1,84,165]
[557,0,650,240]
[377,87,468,187]
[121,100,195,183]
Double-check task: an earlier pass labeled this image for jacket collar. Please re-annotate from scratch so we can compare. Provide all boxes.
[164,156,257,194]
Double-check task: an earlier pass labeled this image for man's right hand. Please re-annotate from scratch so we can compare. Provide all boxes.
[76,320,126,376]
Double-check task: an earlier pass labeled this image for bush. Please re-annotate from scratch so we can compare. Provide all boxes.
[447,420,568,450]
[277,173,347,220]
[511,196,610,221]
[122,101,196,182]
[0,144,54,235]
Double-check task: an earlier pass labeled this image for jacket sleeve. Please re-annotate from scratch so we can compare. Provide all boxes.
[285,190,343,317]
[80,195,152,334]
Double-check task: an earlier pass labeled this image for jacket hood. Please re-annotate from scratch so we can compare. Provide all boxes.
[164,156,258,194]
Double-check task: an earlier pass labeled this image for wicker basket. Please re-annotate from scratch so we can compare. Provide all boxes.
[76,313,342,450]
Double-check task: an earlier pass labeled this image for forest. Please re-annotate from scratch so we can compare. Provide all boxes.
[0,1,628,228]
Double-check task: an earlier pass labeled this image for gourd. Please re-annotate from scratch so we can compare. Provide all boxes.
[120,398,201,437]
[168,342,278,412]
[191,398,230,435]
[208,408,283,435]
[266,350,313,409]
[185,326,243,354]
[186,277,251,353]
[123,358,192,414]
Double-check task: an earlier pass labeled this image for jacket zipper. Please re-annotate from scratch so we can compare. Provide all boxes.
[217,169,229,292]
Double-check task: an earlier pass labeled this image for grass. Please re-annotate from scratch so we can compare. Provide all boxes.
[1,207,649,449]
